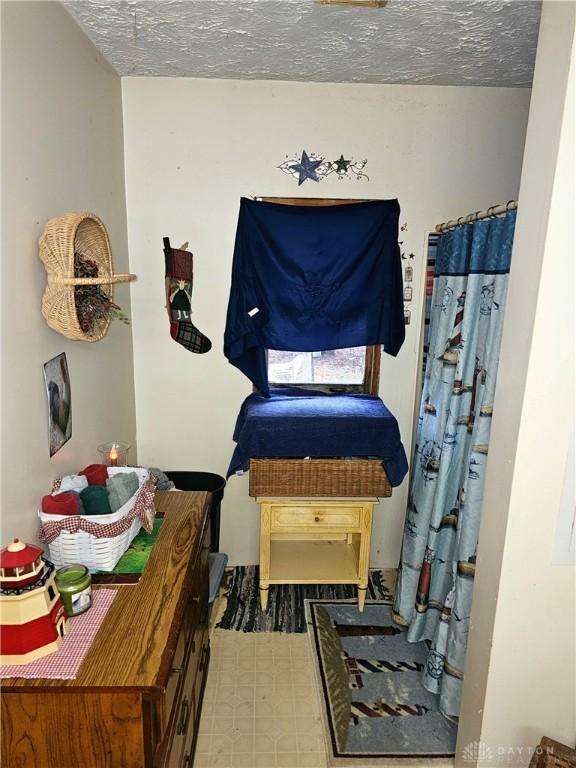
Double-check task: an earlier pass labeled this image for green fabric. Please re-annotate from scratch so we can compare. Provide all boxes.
[106,472,139,513]
[315,606,351,752]
[98,519,163,575]
[80,485,112,515]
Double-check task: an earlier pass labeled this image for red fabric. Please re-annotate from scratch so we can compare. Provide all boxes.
[41,492,80,516]
[170,320,179,340]
[79,464,108,486]
[168,249,193,281]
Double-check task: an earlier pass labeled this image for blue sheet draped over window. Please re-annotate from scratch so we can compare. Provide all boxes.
[224,198,405,395]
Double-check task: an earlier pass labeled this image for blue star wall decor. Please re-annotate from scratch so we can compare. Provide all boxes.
[290,150,323,186]
[278,151,369,184]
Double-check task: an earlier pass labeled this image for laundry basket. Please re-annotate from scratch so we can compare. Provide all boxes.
[38,212,136,342]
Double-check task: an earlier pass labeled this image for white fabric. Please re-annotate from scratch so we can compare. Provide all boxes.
[55,474,88,494]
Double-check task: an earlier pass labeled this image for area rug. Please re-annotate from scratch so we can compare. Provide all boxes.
[306,599,457,764]
[216,566,394,633]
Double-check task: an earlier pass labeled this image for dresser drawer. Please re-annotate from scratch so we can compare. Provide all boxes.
[270,503,362,531]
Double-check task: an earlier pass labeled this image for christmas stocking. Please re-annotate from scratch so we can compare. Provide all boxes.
[164,237,211,354]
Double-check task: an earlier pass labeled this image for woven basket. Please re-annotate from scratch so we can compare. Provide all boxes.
[38,212,136,342]
[249,458,392,498]
[38,467,155,572]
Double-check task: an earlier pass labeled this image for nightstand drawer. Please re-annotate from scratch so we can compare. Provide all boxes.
[270,504,362,531]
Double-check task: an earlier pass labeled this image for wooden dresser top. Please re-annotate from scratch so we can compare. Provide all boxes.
[2,490,211,692]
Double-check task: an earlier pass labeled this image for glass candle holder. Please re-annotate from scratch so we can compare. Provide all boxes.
[97,441,131,467]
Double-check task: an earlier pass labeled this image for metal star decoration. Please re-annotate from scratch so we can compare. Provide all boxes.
[290,150,323,185]
[334,154,351,174]
[278,151,369,183]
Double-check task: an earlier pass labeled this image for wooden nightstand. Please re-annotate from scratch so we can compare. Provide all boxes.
[257,497,378,611]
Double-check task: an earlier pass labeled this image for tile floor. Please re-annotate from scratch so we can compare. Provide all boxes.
[194,629,326,768]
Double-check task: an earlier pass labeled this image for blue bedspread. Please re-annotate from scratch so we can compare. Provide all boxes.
[227,389,408,487]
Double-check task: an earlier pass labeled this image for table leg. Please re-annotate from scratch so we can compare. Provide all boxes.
[357,503,373,613]
[260,584,270,611]
[259,503,271,613]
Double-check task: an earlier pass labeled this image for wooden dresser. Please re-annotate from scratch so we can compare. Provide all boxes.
[1,491,211,768]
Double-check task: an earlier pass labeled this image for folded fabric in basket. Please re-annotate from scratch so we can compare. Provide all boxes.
[106,472,139,513]
[79,464,109,486]
[80,485,112,515]
[41,491,81,516]
[149,467,175,491]
[56,474,89,494]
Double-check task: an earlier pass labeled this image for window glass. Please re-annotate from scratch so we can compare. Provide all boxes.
[268,348,366,385]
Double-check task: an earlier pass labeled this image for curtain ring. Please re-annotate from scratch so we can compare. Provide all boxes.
[486,206,496,218]
[457,216,465,226]
[505,200,516,211]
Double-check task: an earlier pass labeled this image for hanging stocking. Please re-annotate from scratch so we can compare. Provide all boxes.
[164,237,211,354]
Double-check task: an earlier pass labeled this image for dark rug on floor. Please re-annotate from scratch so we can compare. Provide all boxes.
[306,599,457,764]
[215,566,393,633]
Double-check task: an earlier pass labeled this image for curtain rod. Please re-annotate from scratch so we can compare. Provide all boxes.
[435,200,517,234]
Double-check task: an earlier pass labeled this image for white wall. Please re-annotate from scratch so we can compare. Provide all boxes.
[122,77,530,566]
[1,2,136,545]
[458,2,575,763]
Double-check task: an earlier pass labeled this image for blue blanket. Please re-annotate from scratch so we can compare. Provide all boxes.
[224,198,405,395]
[227,389,408,487]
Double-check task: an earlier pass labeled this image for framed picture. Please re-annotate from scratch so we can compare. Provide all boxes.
[404,265,413,282]
[404,308,411,325]
[403,286,413,302]
[43,353,72,457]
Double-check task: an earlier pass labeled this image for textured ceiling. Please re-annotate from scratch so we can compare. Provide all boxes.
[63,0,541,86]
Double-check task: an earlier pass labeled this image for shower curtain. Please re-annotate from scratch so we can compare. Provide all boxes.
[393,210,516,720]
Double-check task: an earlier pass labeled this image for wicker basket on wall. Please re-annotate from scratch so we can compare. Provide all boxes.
[39,212,136,342]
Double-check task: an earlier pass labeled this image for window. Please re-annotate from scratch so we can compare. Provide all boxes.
[268,345,380,394]
[261,197,381,395]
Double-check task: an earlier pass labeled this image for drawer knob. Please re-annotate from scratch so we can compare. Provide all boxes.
[314,516,320,522]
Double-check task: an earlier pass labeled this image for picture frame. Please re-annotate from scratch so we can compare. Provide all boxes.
[43,352,72,457]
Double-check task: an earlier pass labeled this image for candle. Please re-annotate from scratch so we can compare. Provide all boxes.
[97,441,131,468]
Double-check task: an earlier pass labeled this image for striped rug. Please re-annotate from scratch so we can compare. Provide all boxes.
[215,566,394,633]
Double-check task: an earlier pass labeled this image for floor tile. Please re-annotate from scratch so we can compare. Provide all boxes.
[253,754,277,768]
[277,753,299,768]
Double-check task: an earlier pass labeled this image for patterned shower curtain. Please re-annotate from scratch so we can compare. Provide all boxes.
[393,210,516,720]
